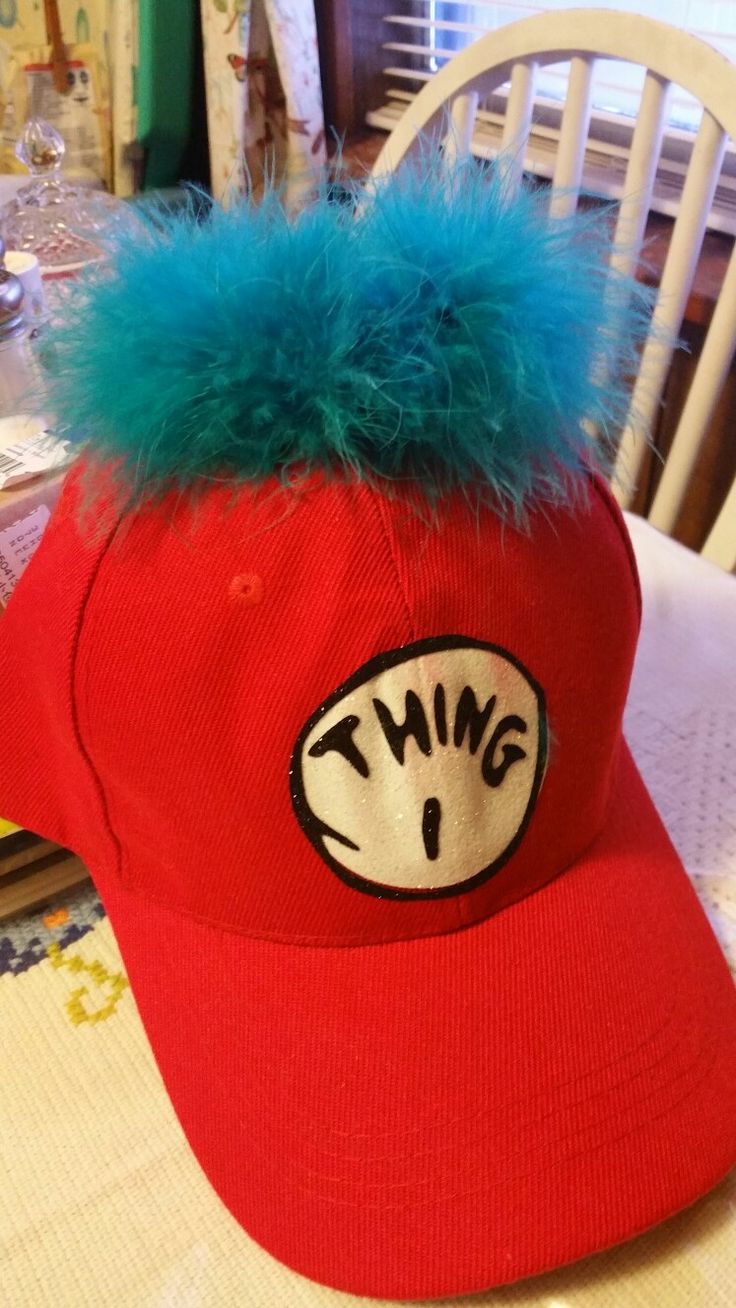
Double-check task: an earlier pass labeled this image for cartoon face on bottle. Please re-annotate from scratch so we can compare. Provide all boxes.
[290,637,547,899]
[66,66,91,104]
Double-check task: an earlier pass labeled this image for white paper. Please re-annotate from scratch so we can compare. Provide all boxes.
[0,423,76,490]
[0,505,51,607]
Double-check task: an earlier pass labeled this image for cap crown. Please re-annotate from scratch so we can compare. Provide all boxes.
[10,469,640,944]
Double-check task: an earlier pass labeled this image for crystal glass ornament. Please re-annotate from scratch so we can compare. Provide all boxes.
[0,118,130,278]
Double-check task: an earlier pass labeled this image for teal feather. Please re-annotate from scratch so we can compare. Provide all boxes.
[43,151,657,517]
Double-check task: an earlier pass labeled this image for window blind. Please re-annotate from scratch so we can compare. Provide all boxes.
[366,1,736,233]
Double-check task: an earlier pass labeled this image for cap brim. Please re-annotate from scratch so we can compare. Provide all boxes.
[100,742,736,1301]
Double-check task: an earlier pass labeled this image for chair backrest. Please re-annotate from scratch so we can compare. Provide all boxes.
[370,10,736,570]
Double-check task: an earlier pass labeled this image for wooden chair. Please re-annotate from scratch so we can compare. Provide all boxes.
[370,10,736,570]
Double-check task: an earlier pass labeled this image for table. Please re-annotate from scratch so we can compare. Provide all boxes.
[1,514,734,1308]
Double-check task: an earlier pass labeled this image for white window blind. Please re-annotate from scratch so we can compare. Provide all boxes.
[365,1,736,233]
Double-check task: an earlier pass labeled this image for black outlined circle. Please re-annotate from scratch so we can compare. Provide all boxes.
[290,636,548,900]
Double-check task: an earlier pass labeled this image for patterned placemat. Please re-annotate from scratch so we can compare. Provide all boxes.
[0,878,105,978]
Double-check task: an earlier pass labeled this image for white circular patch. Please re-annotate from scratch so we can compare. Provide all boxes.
[290,637,546,899]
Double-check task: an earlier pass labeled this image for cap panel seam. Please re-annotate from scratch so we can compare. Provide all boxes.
[364,486,418,642]
[362,486,472,928]
[69,507,129,878]
[590,475,642,625]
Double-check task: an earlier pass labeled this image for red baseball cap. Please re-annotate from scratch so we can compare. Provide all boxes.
[2,160,735,1299]
[2,464,735,1299]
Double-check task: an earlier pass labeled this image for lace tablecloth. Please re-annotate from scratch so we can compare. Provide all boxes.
[1,513,734,1308]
